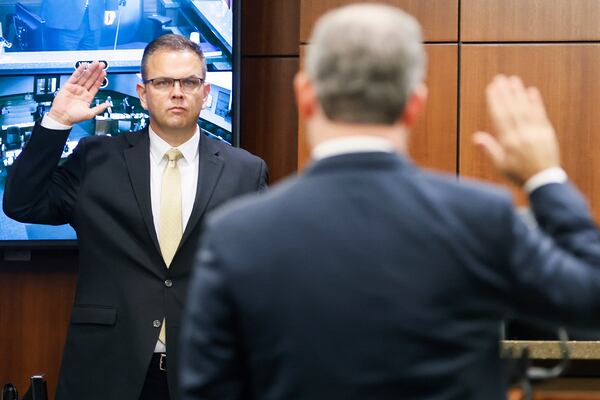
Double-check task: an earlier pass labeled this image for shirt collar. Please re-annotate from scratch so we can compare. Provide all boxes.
[311,136,395,161]
[149,125,200,165]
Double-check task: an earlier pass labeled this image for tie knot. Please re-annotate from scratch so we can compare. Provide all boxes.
[165,148,183,165]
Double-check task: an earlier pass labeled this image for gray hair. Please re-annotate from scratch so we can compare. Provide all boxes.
[305,4,426,125]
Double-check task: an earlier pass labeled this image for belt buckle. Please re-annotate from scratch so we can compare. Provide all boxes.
[159,353,167,371]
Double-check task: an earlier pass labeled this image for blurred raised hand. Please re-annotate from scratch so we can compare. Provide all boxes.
[473,75,560,186]
[47,61,110,127]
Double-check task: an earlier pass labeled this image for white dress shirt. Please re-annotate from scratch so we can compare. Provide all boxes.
[148,126,199,244]
[149,127,199,353]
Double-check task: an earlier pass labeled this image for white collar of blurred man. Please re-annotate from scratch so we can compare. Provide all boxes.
[295,70,428,158]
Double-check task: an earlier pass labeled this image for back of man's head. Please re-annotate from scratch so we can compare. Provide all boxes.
[305,4,426,125]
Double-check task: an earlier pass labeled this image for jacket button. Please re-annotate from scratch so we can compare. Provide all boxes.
[153,319,161,328]
[164,279,173,288]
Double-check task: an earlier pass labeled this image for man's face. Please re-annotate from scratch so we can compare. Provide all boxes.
[137,49,210,138]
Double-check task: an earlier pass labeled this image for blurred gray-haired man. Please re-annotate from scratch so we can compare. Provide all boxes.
[180,4,600,399]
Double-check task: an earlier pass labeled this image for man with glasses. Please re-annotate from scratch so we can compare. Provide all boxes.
[3,34,267,400]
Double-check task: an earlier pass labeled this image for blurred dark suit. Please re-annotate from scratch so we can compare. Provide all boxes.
[180,151,600,400]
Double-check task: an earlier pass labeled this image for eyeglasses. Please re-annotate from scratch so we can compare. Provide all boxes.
[143,77,205,93]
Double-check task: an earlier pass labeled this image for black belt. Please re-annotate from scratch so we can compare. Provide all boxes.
[151,353,167,372]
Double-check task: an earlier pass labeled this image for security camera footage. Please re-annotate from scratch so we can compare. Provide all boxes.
[0,0,235,243]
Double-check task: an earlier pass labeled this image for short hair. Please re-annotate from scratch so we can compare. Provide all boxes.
[305,4,426,125]
[141,34,207,80]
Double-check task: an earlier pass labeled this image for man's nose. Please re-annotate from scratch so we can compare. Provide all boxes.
[170,80,184,97]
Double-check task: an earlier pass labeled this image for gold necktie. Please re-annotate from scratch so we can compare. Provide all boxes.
[159,148,183,344]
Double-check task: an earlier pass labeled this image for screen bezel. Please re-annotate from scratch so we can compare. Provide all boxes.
[0,0,241,249]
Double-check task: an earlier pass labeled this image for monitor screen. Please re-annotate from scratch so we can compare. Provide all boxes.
[0,0,240,246]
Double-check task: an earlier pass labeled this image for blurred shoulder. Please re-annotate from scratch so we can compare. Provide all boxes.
[421,169,513,205]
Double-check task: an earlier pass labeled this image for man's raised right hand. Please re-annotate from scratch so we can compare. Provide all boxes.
[47,61,110,127]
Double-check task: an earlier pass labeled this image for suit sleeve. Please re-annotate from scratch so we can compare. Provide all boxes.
[507,182,600,329]
[3,122,83,226]
[529,182,600,263]
[179,231,246,400]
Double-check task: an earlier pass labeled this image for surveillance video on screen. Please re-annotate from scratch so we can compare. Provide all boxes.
[0,0,235,242]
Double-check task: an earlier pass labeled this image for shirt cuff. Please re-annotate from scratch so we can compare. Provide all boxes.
[41,114,72,130]
[523,167,568,194]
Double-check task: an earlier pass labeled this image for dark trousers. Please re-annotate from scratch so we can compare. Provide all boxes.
[139,353,170,400]
[46,8,101,50]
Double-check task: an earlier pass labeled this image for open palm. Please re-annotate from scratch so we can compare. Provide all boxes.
[48,61,110,126]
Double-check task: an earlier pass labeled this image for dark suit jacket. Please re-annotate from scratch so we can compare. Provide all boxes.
[3,122,267,400]
[180,152,600,400]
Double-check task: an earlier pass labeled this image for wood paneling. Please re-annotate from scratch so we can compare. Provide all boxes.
[300,0,458,43]
[297,46,309,170]
[297,44,458,173]
[241,57,299,183]
[0,251,78,397]
[242,0,300,56]
[462,0,600,42]
[460,45,600,221]
[410,44,457,173]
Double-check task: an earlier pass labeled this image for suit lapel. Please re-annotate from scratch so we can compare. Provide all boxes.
[123,129,162,257]
[180,133,224,247]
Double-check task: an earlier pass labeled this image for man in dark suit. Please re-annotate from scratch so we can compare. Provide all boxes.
[42,0,118,50]
[3,34,267,400]
[179,4,600,400]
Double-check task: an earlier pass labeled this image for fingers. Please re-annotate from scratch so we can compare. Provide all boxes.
[527,86,550,125]
[67,61,106,92]
[485,75,545,140]
[473,131,505,168]
[486,76,514,137]
[84,62,106,92]
[480,75,560,184]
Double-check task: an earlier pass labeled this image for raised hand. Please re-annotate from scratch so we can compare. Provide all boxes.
[47,61,110,127]
[473,75,560,186]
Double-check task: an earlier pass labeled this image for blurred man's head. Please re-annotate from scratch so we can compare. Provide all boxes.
[295,4,427,148]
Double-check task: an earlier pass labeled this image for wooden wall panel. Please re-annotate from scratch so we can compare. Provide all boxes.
[297,46,310,170]
[462,0,600,42]
[0,251,77,396]
[460,45,600,221]
[300,0,458,43]
[241,57,299,182]
[410,44,457,173]
[243,0,300,55]
[297,44,458,173]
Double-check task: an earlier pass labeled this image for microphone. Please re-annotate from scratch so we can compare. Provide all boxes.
[526,327,570,381]
[504,327,570,400]
[2,383,18,400]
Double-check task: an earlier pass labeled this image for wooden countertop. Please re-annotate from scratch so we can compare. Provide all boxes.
[503,341,600,360]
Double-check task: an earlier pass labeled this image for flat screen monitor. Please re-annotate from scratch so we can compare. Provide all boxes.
[0,0,241,246]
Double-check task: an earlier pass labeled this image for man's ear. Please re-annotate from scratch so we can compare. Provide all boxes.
[202,83,211,103]
[136,82,148,110]
[294,71,317,120]
[401,83,428,128]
